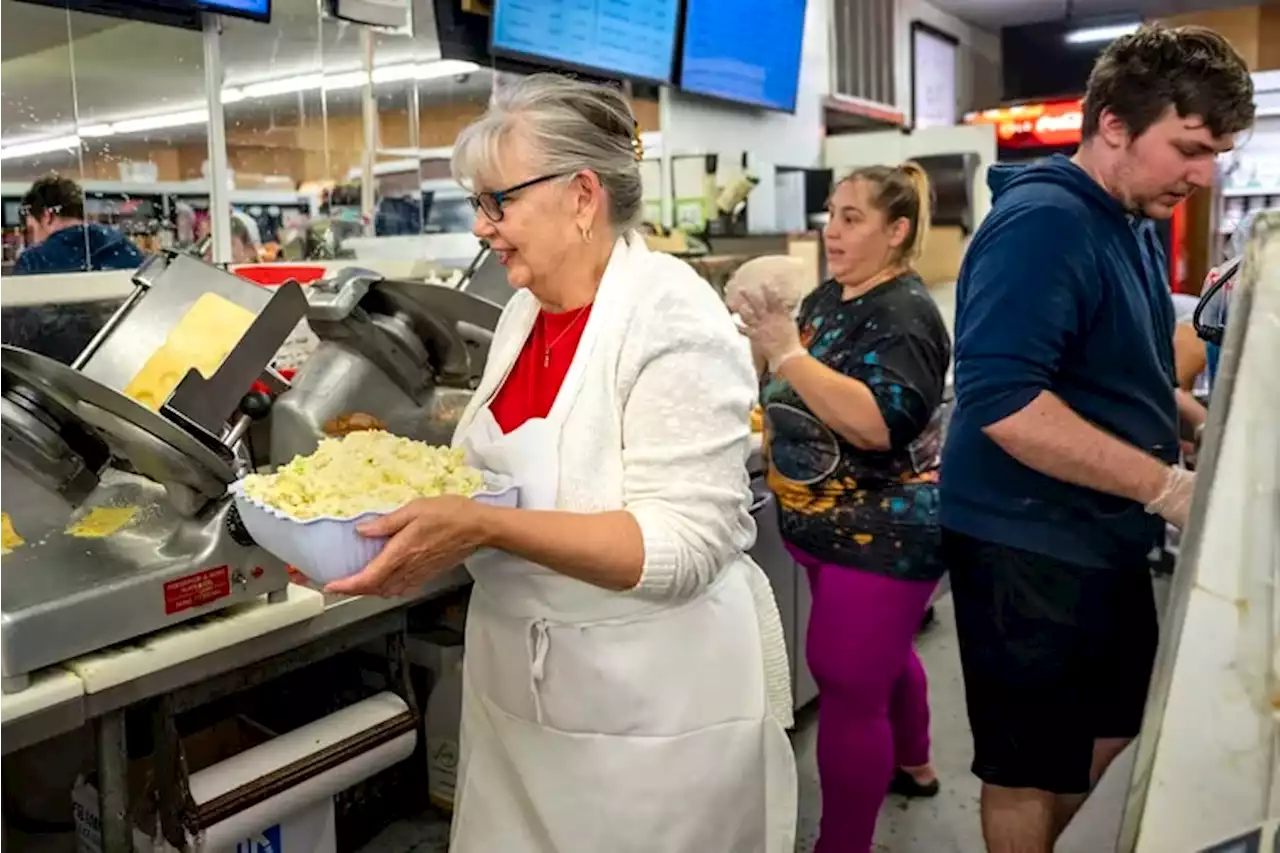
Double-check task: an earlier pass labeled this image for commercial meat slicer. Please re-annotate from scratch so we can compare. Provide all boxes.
[265,261,504,465]
[0,252,307,693]
[1,250,509,693]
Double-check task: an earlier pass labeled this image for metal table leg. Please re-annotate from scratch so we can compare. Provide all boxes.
[0,763,7,850]
[1,673,30,694]
[96,710,132,853]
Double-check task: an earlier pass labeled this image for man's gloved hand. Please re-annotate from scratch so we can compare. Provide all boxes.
[1145,465,1196,528]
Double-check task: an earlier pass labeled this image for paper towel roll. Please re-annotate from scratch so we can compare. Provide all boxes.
[199,735,413,851]
[187,692,416,850]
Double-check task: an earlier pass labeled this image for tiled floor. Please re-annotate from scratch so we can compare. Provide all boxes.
[360,593,1138,853]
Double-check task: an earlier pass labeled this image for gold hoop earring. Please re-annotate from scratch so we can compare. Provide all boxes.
[580,225,593,243]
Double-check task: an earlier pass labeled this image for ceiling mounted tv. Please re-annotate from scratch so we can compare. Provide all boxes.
[327,0,408,30]
[489,0,680,86]
[1001,20,1103,102]
[678,0,807,113]
[14,0,270,28]
[200,0,269,21]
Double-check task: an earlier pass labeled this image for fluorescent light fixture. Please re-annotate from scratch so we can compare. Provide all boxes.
[239,73,324,99]
[323,69,370,91]
[0,60,483,160]
[416,59,480,80]
[0,134,81,161]
[111,109,210,134]
[1066,23,1139,44]
[75,104,209,138]
[372,63,417,84]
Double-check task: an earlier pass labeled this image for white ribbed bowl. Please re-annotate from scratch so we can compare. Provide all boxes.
[229,474,518,585]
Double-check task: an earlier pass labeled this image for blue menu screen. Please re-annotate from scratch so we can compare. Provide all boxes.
[679,0,807,112]
[492,0,680,85]
[198,0,270,20]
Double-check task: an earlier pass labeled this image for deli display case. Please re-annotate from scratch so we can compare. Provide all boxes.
[1119,211,1280,853]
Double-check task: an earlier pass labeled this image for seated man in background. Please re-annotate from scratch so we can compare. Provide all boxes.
[14,175,145,275]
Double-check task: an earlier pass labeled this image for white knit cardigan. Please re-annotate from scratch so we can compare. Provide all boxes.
[453,234,793,727]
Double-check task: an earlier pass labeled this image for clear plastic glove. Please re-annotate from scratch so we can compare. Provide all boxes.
[1145,465,1196,529]
[737,287,805,372]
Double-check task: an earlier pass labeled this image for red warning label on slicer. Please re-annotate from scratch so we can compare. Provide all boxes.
[164,565,231,615]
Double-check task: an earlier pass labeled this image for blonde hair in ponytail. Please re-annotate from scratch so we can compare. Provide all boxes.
[840,161,933,264]
[896,161,931,262]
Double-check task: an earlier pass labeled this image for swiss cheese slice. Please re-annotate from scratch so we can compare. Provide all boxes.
[65,506,139,538]
[123,293,256,411]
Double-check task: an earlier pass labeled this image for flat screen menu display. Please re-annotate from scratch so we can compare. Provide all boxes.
[199,0,269,19]
[38,0,270,25]
[679,0,807,112]
[491,0,680,85]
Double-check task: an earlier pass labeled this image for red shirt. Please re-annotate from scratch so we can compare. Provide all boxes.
[490,305,593,434]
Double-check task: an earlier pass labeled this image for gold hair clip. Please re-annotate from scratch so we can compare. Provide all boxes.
[631,122,644,161]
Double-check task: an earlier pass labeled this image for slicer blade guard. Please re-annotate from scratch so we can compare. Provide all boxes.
[73,251,307,451]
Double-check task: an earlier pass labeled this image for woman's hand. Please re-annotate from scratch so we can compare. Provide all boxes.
[325,495,489,597]
[737,288,804,372]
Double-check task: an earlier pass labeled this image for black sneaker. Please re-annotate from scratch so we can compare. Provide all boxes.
[889,767,940,798]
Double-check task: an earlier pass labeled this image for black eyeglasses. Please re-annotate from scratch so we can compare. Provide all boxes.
[467,172,573,222]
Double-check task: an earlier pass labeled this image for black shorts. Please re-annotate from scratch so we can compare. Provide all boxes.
[943,529,1159,795]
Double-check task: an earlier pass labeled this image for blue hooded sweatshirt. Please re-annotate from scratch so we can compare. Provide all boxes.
[940,154,1178,570]
[12,223,145,276]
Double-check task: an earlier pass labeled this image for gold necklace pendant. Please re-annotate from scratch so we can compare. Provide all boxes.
[541,306,588,369]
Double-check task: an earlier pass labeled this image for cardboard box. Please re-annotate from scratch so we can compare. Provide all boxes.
[72,715,336,853]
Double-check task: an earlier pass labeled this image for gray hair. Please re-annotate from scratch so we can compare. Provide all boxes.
[452,73,644,232]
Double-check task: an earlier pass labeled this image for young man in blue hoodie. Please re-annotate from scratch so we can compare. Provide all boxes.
[14,175,145,275]
[940,25,1254,853]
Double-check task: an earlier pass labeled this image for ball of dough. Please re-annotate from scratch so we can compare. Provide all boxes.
[725,255,808,313]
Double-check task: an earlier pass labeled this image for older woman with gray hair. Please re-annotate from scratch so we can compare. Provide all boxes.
[327,74,797,852]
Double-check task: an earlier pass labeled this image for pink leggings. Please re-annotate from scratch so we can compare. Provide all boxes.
[788,544,937,853]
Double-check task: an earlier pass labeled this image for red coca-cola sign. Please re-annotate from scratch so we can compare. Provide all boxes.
[965,99,1084,149]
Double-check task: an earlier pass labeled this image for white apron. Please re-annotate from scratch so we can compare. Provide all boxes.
[449,393,797,852]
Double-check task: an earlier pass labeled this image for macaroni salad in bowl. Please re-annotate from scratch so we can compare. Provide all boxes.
[241,430,485,520]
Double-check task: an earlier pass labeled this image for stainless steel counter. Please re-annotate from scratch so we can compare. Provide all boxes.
[748,476,819,714]
[5,442,778,746]
[0,567,470,754]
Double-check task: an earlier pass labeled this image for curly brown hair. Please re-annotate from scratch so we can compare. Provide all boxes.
[21,174,85,221]
[1081,24,1254,140]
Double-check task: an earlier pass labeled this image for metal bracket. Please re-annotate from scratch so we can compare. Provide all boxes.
[163,281,308,439]
[153,696,200,850]
[386,629,419,717]
[96,711,133,853]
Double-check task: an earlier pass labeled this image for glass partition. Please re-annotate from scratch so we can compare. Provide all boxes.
[71,8,210,257]
[0,0,88,274]
[1,0,213,273]
[221,0,328,262]
[0,0,662,276]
